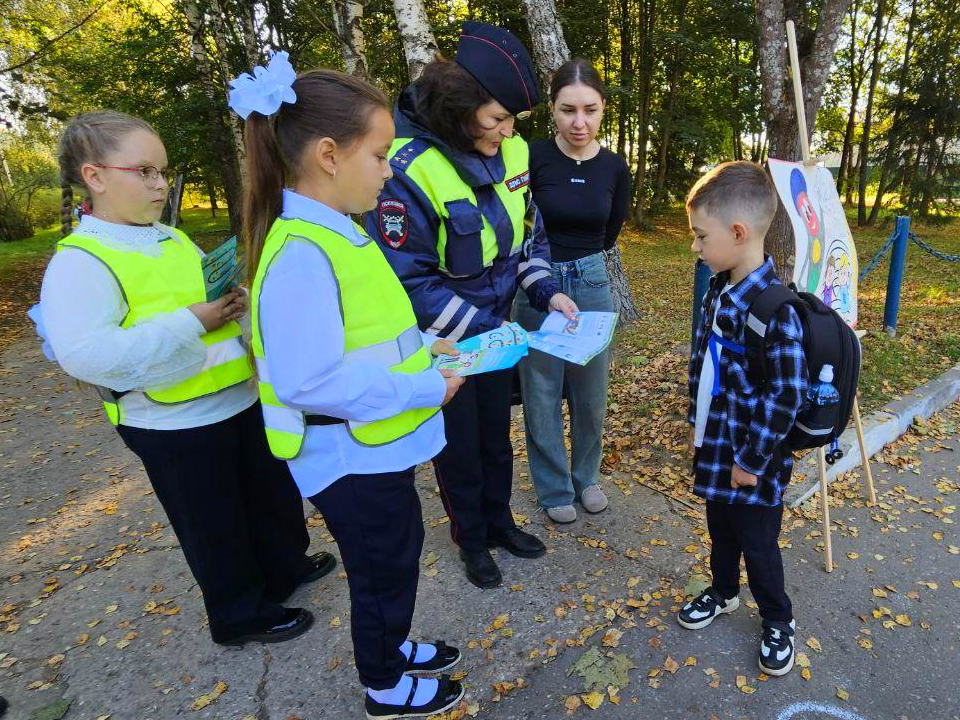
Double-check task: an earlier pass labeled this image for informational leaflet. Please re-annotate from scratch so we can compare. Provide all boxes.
[203,236,245,301]
[527,311,618,366]
[432,323,529,377]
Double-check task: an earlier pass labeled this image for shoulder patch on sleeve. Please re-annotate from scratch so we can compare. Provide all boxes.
[506,170,530,192]
[378,199,409,249]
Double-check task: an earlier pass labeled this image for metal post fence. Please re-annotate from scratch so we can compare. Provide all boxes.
[882,216,911,337]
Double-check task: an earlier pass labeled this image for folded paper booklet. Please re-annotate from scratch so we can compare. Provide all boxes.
[432,323,529,377]
[203,236,246,301]
[527,311,618,366]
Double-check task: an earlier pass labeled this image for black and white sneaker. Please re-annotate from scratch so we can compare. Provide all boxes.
[758,619,796,676]
[677,587,740,630]
[404,640,461,675]
[365,675,464,719]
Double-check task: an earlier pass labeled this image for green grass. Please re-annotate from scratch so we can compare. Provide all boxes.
[2,202,958,414]
[612,205,960,414]
[0,207,232,274]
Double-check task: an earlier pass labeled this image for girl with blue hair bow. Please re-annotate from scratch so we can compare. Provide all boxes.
[230,53,466,719]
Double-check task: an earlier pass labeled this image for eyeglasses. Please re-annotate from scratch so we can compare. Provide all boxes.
[93,164,177,189]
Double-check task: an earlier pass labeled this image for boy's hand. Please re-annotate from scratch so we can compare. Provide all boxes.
[731,464,758,489]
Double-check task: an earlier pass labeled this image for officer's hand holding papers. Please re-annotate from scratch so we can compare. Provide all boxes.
[432,311,618,377]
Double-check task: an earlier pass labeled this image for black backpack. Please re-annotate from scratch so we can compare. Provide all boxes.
[743,284,861,463]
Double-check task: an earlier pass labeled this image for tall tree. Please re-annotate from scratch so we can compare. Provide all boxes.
[182,0,244,233]
[521,0,640,323]
[756,0,852,276]
[855,0,889,225]
[391,0,438,81]
[332,0,369,77]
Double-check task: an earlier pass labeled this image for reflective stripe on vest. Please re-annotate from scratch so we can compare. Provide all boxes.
[250,218,440,460]
[390,134,530,275]
[57,230,253,426]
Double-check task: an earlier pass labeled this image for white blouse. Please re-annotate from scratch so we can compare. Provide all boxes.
[38,215,256,430]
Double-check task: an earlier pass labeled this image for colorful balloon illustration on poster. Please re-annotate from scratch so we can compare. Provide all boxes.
[768,159,859,328]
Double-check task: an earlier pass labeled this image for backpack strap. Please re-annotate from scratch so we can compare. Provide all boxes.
[744,284,796,385]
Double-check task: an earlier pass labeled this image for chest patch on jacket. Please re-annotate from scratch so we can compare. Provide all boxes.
[378,199,408,249]
[506,171,530,192]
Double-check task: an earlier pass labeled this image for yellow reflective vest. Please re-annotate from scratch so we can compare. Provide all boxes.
[250,217,439,460]
[56,229,252,426]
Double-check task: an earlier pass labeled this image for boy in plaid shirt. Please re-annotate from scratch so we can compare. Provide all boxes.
[677,162,808,677]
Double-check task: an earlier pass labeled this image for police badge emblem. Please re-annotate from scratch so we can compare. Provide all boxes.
[378,198,408,249]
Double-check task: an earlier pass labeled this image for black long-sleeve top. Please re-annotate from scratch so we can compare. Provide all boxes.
[528,138,631,262]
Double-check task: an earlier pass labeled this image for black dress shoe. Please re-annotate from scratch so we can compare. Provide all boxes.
[458,548,502,589]
[364,675,464,719]
[404,640,461,674]
[0,695,8,718]
[487,527,546,558]
[301,551,338,583]
[216,608,314,646]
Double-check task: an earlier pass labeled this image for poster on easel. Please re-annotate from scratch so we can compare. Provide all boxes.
[768,158,859,328]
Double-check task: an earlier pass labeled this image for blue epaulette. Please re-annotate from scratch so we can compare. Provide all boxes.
[390,137,432,173]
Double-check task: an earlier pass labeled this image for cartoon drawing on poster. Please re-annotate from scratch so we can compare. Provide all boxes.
[768,159,858,327]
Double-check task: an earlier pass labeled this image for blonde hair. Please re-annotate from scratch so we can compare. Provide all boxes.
[58,111,158,237]
[686,161,779,233]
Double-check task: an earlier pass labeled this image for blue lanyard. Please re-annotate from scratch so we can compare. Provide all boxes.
[708,332,746,397]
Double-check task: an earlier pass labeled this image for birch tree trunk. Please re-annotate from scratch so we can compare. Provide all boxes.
[332,0,369,77]
[182,0,244,234]
[756,0,852,278]
[391,0,437,81]
[520,0,569,86]
[210,1,248,185]
[521,0,640,323]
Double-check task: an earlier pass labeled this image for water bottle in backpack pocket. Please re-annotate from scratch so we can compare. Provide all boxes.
[743,283,861,462]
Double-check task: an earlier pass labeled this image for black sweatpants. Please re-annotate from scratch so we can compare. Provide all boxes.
[117,402,311,642]
[432,368,515,553]
[706,500,793,624]
[308,468,423,690]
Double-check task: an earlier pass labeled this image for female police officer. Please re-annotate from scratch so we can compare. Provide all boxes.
[366,22,577,589]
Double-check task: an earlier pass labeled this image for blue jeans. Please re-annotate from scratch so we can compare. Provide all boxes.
[512,251,614,509]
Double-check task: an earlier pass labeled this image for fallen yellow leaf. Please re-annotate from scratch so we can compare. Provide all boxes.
[837,687,850,701]
[806,637,822,653]
[191,681,227,711]
[801,667,812,681]
[582,691,604,710]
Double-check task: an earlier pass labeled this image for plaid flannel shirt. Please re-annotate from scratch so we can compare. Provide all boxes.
[687,257,809,506]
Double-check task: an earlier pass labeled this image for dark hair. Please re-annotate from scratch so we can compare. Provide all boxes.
[414,58,493,154]
[549,58,607,104]
[243,69,389,284]
[58,111,157,237]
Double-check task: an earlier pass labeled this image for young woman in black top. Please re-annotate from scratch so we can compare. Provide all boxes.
[513,59,631,523]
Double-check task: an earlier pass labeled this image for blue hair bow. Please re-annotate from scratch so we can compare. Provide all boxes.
[228,50,297,119]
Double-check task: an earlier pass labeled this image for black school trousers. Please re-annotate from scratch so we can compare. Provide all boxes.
[706,500,793,624]
[308,467,423,690]
[432,368,516,553]
[117,401,311,642]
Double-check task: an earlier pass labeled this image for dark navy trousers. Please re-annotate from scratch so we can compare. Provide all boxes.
[706,500,793,624]
[309,467,423,690]
[117,402,311,643]
[432,368,516,553]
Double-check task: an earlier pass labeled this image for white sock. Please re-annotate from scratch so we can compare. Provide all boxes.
[400,640,437,664]
[367,676,439,707]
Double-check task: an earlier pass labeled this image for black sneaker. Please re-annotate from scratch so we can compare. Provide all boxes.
[759,619,796,676]
[365,675,464,719]
[677,587,740,630]
[404,640,461,675]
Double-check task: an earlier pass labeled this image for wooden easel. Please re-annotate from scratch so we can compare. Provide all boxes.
[786,21,877,573]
